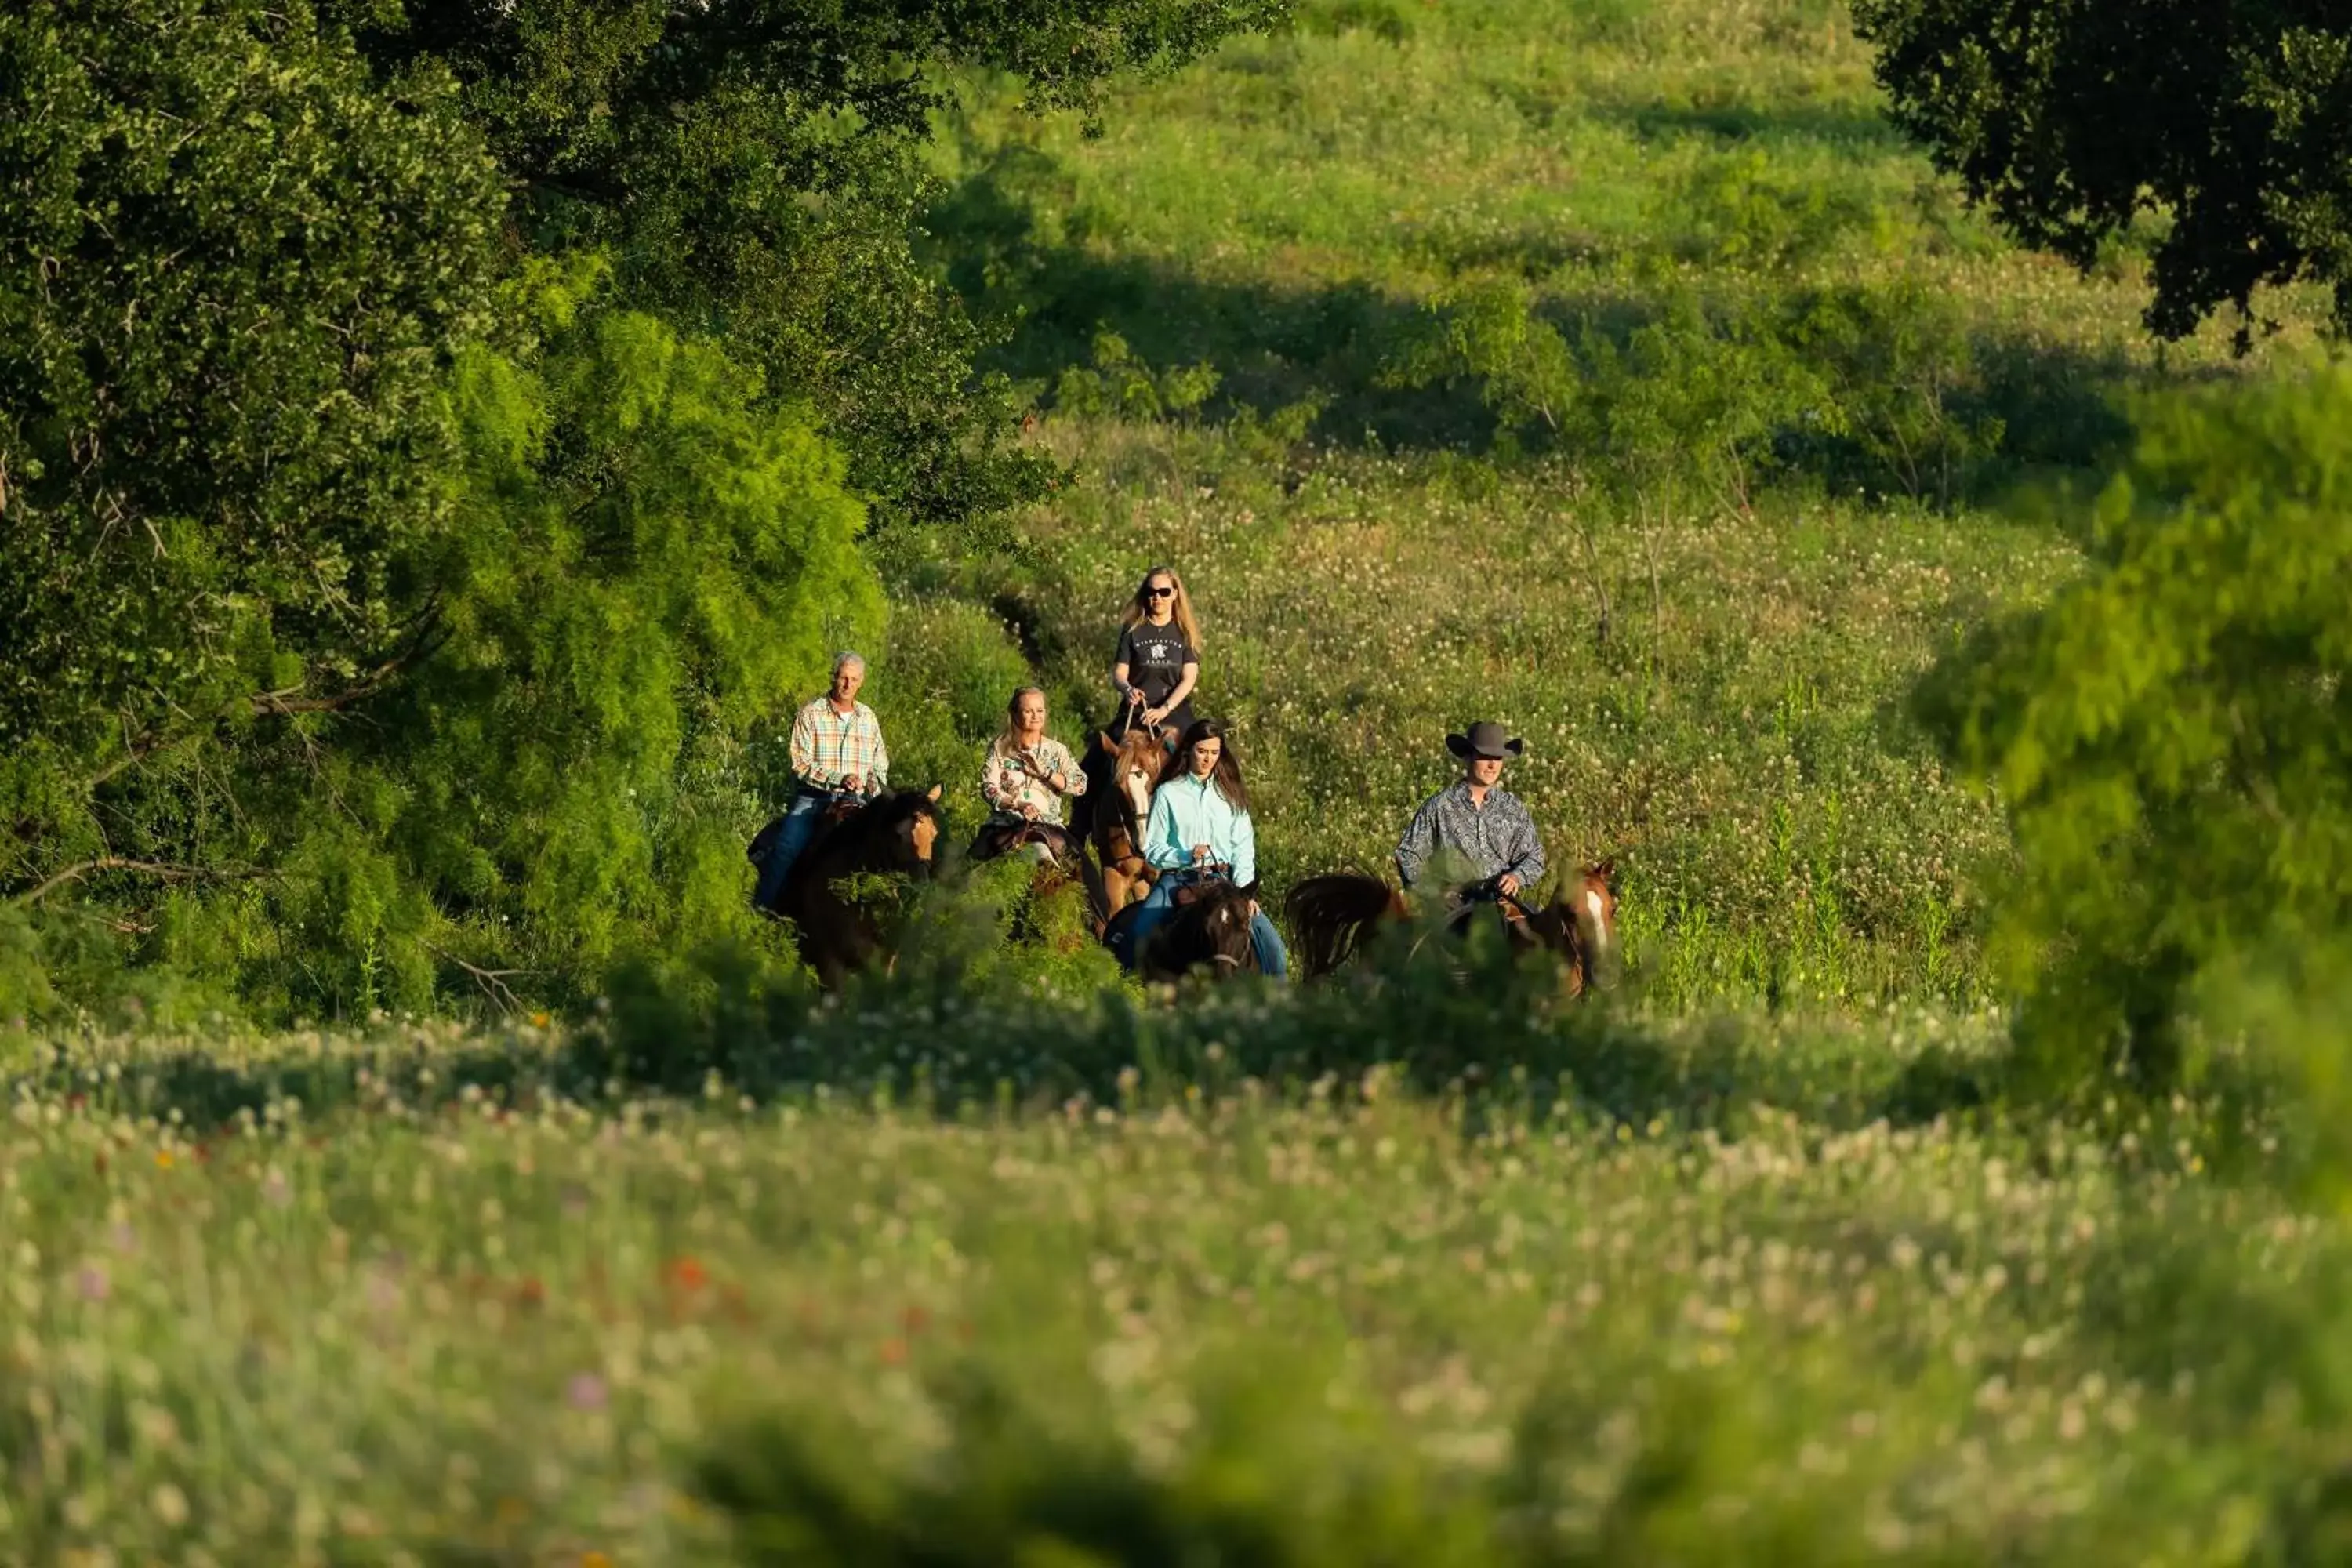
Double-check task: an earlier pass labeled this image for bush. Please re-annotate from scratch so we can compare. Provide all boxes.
[1915,359,2352,1093]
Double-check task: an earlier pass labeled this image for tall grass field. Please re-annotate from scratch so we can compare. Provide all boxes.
[7,0,2348,1561]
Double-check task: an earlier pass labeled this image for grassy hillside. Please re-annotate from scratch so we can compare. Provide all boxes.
[864,0,2323,1011]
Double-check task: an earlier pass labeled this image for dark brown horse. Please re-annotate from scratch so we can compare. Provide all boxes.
[1081,720,1171,923]
[1284,862,1620,995]
[772,786,944,989]
[1103,872,1260,983]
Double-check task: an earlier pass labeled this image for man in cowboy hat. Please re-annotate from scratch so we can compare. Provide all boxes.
[1395,721,1548,904]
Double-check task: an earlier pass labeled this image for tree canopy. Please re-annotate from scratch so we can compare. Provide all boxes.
[1854,0,2352,347]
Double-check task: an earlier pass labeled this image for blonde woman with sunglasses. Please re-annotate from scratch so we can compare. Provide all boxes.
[1110,565,1201,748]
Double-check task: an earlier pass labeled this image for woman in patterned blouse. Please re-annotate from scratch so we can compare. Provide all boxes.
[982,687,1087,827]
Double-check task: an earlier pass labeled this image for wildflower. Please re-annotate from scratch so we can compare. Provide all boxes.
[667,1257,708,1293]
[567,1373,608,1412]
[75,1265,109,1302]
[150,1482,190,1527]
[154,1150,174,1171]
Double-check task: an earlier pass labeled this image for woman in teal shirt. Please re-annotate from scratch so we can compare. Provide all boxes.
[1120,718,1288,978]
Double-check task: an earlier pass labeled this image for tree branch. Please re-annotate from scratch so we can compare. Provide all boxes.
[426,943,530,1014]
[9,855,270,909]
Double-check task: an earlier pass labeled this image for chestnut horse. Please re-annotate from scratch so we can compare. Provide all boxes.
[1082,720,1171,922]
[1284,862,1620,995]
[771,786,944,989]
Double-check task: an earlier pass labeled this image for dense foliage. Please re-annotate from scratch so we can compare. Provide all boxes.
[1855,0,2352,346]
[0,0,1284,1020]
[1916,361,2352,1090]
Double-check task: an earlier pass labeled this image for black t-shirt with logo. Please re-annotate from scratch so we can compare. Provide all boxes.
[1116,622,1197,733]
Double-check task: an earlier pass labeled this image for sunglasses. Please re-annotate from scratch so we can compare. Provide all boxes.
[1145,586,1174,600]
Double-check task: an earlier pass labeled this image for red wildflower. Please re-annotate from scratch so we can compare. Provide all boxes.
[902,1305,931,1338]
[515,1276,546,1312]
[667,1257,708,1294]
[880,1338,909,1366]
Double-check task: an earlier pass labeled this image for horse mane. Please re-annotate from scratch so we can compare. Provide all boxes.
[1283,871,1403,978]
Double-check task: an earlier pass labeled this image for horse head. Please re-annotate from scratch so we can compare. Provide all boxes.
[1142,876,1259,982]
[1544,859,1619,992]
[1098,726,1163,837]
[856,785,942,879]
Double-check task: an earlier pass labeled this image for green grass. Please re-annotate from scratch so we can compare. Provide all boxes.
[872,0,2338,1011]
[12,0,2350,1558]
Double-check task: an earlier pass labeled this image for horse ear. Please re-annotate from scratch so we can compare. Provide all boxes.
[1593,858,1616,882]
[925,783,942,802]
[1098,734,1117,755]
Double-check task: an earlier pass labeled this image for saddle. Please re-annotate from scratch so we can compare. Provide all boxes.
[1169,869,1234,907]
[970,817,1069,864]
[746,793,865,866]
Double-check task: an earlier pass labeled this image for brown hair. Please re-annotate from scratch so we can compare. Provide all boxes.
[1120,565,1203,655]
[1160,717,1248,815]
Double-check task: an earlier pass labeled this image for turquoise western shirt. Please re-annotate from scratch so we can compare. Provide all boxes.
[1142,771,1258,889]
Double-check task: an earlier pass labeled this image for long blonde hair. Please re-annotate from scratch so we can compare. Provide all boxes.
[993,686,1049,763]
[1120,564,1203,654]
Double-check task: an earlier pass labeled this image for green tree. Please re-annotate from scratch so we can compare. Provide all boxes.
[1854,0,2352,346]
[0,0,501,938]
[322,0,1288,532]
[1913,361,2352,1090]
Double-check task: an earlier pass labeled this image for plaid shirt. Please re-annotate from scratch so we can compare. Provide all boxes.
[981,735,1087,826]
[789,696,888,794]
[1395,779,1546,891]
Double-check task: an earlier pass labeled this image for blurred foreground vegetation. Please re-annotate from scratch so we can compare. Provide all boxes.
[0,959,2337,1564]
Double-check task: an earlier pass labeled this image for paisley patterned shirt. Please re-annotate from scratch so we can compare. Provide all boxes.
[1395,780,1546,891]
[981,736,1087,826]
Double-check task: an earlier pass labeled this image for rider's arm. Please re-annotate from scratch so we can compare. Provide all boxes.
[1161,659,1200,716]
[1227,804,1257,891]
[1395,799,1436,888]
[1111,627,1142,703]
[1504,802,1546,884]
[1141,787,1189,872]
[787,702,818,783]
[979,742,1007,810]
[866,713,890,793]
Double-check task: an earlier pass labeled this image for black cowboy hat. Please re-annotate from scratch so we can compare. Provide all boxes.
[1446,721,1524,760]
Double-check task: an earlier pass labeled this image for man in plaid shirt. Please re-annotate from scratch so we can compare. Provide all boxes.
[753,652,891,910]
[1395,721,1547,906]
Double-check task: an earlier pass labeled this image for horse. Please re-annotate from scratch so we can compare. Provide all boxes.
[1285,861,1620,995]
[1103,867,1261,984]
[1080,718,1172,924]
[769,786,944,989]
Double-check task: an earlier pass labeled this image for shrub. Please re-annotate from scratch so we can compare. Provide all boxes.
[1915,359,2352,1092]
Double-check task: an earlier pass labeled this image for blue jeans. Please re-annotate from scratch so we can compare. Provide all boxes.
[753,793,829,910]
[1120,879,1289,979]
